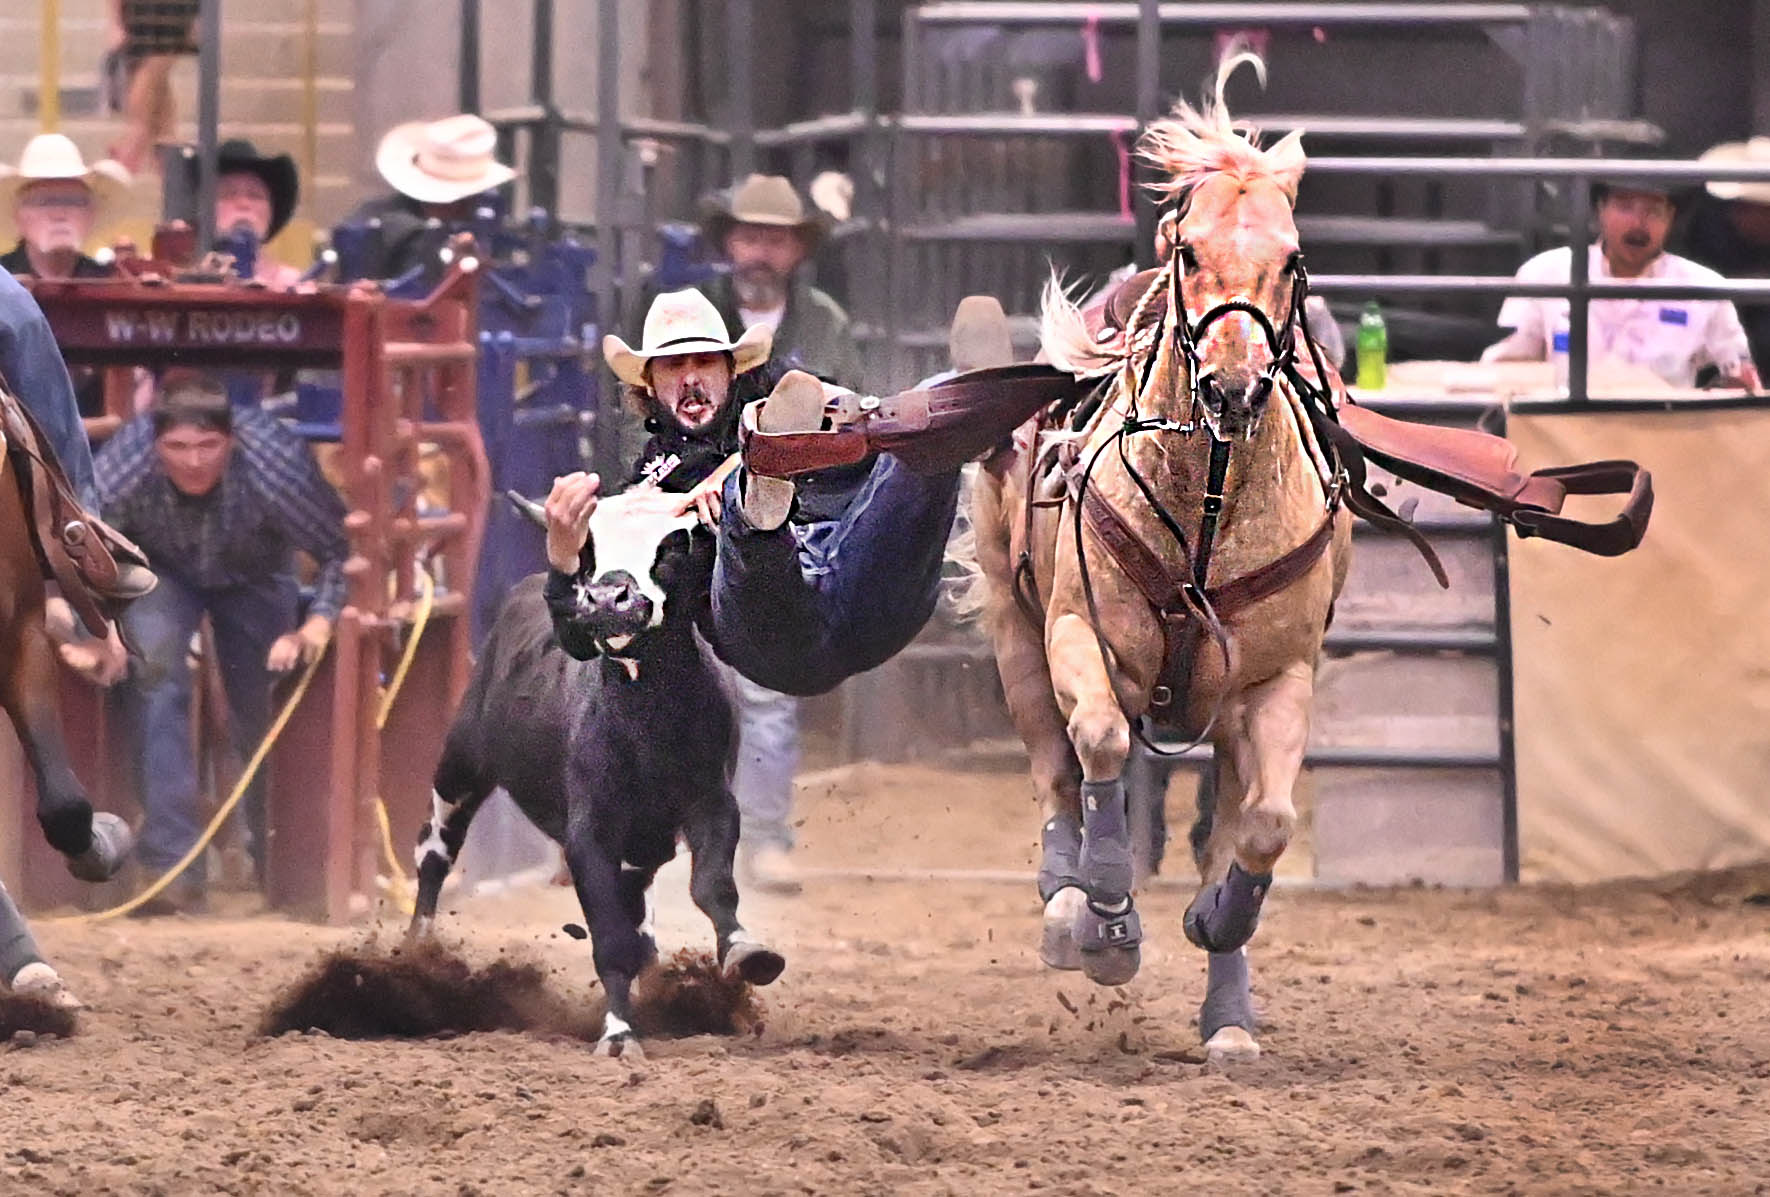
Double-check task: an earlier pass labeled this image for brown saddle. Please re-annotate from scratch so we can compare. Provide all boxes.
[740,363,1083,478]
[1334,403,1652,557]
[0,387,138,637]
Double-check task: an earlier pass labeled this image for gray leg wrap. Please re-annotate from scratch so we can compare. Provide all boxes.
[1182,861,1271,954]
[1199,949,1256,1042]
[0,880,43,982]
[1036,811,1083,902]
[1077,779,1134,903]
[1073,897,1143,953]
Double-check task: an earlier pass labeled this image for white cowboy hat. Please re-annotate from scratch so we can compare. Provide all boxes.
[0,133,130,214]
[601,288,773,389]
[1699,136,1770,205]
[375,114,516,206]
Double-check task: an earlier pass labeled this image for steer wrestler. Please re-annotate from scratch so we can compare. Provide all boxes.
[547,292,1023,701]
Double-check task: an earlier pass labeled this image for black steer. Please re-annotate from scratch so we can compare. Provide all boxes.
[409,488,784,1058]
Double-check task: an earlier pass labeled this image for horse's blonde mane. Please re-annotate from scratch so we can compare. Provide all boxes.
[1138,44,1306,204]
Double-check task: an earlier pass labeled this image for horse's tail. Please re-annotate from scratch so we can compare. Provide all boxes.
[1038,274,1117,377]
[941,463,989,623]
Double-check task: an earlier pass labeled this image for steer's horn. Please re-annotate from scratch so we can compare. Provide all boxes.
[506,489,548,529]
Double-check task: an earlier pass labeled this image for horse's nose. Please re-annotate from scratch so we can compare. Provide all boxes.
[1207,364,1272,414]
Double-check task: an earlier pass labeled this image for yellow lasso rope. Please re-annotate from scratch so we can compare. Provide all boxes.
[56,648,327,924]
[59,571,437,924]
[370,570,435,915]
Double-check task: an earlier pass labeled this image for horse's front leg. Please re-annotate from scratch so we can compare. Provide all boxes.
[2,623,131,881]
[1184,660,1313,1051]
[1047,612,1141,986]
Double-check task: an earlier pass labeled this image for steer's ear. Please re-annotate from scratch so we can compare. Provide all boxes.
[652,526,713,597]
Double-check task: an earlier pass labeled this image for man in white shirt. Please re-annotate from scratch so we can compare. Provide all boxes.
[1482,172,1760,391]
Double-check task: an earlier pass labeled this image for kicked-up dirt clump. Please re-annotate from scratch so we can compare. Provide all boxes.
[259,939,596,1041]
[0,992,77,1040]
[260,940,764,1044]
[630,949,766,1039]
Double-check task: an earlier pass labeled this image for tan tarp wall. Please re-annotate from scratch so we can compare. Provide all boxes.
[1509,406,1770,882]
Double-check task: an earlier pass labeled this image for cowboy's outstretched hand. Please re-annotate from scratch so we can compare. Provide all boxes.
[545,471,601,573]
[267,614,333,673]
[57,627,128,687]
[671,454,741,528]
[676,476,724,527]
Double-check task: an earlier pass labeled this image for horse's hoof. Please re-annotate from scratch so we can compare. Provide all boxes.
[724,941,785,986]
[1040,888,1084,971]
[65,812,133,883]
[405,915,435,941]
[1074,898,1143,986]
[10,962,84,1011]
[1080,945,1141,987]
[1204,1025,1260,1065]
[594,1032,645,1061]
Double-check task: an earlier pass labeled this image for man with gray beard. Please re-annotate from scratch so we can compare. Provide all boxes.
[696,174,862,393]
[682,175,859,894]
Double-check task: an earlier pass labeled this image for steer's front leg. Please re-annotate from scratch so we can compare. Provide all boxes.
[563,825,653,1060]
[686,797,785,986]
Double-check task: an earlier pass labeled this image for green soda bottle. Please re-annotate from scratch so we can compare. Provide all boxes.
[1355,301,1388,390]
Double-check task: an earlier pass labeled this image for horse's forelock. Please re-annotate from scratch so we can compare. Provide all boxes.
[1138,45,1306,205]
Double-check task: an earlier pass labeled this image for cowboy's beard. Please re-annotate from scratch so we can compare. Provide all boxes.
[732,263,789,311]
[662,377,728,433]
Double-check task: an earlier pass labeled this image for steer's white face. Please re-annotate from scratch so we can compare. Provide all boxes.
[579,488,704,631]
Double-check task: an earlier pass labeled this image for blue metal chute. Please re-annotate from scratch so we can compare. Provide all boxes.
[314,207,604,642]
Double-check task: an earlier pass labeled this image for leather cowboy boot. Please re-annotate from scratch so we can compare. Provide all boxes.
[739,298,1076,480]
[737,369,827,531]
[58,511,158,602]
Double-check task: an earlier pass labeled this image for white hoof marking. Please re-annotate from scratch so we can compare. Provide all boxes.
[1205,1025,1261,1065]
[1041,887,1085,971]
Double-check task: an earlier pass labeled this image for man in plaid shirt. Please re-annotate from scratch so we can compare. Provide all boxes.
[92,373,348,913]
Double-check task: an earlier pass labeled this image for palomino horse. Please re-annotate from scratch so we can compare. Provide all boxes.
[969,52,1347,1060]
[0,384,133,1003]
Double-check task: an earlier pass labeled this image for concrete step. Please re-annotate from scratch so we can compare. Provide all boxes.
[1335,533,1497,631]
[0,16,353,80]
[1312,651,1499,753]
[6,74,356,128]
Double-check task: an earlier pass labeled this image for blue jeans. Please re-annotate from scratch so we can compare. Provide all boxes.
[711,455,961,697]
[0,269,96,507]
[120,572,297,883]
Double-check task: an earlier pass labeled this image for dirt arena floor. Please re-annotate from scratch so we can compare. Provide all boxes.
[8,762,1770,1196]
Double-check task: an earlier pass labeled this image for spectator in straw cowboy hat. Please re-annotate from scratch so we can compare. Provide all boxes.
[0,134,128,284]
[342,114,516,283]
[1484,153,1760,392]
[187,139,302,289]
[1,134,129,420]
[698,174,862,391]
[1681,136,1770,378]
